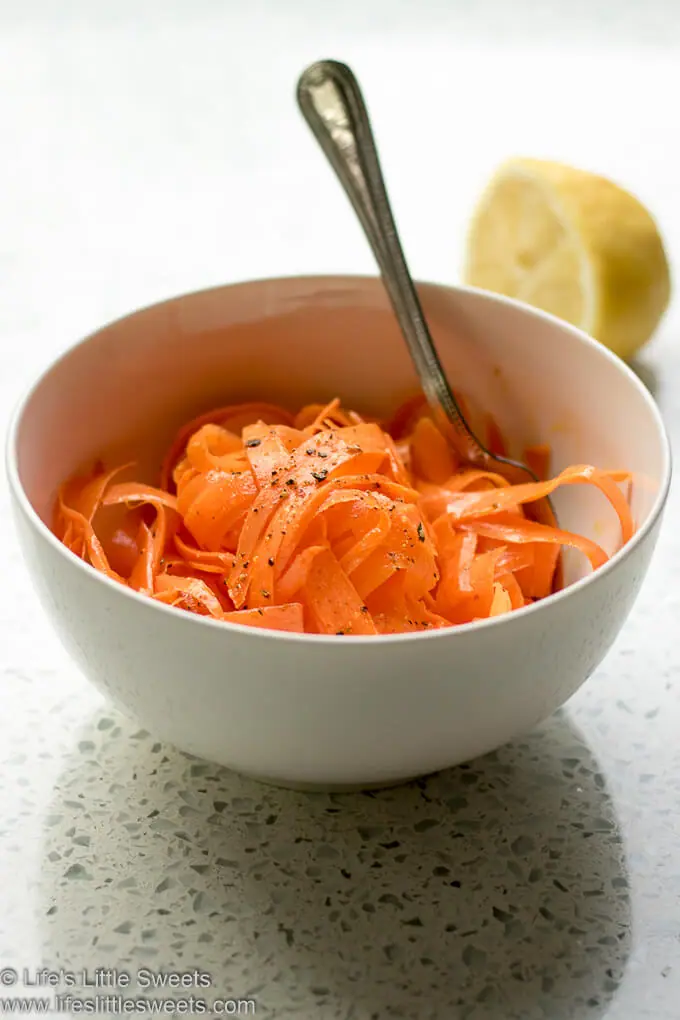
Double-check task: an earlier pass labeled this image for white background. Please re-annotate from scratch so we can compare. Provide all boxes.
[1,3,680,1018]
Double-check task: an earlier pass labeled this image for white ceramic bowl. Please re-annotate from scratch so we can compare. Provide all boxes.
[7,276,671,790]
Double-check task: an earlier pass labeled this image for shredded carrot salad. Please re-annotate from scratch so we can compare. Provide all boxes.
[53,396,633,635]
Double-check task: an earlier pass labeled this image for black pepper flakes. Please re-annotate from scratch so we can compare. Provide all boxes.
[261,589,271,599]
[257,608,264,616]
[311,469,328,483]
[245,438,262,448]
[417,522,426,542]
[318,451,329,459]
[360,605,369,613]
[268,557,275,566]
[286,478,296,486]
[336,630,345,636]
[305,448,315,456]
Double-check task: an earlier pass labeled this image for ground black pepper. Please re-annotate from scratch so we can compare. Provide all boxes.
[311,469,328,483]
[245,438,261,448]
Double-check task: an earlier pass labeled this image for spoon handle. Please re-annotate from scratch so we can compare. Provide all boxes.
[296,59,481,458]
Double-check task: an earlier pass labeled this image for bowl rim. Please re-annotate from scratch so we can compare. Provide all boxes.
[6,273,673,645]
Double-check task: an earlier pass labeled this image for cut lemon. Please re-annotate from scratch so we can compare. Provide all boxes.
[462,158,671,360]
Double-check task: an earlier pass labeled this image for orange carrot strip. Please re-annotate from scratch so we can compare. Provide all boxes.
[129,521,155,593]
[222,603,305,632]
[185,424,243,474]
[410,416,459,484]
[385,394,428,439]
[69,462,135,522]
[444,465,633,543]
[228,424,415,608]
[497,572,525,610]
[489,582,513,616]
[56,493,124,582]
[180,471,257,552]
[103,483,178,513]
[443,548,505,624]
[276,545,328,603]
[462,517,607,570]
[366,575,450,633]
[160,402,294,489]
[107,522,141,578]
[301,547,377,635]
[173,533,235,572]
[338,512,391,577]
[154,574,225,618]
[419,469,510,519]
[242,423,305,487]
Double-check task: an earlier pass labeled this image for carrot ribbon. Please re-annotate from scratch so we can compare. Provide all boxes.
[53,398,633,634]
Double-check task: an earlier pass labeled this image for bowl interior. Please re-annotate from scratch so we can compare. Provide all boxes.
[13,276,667,590]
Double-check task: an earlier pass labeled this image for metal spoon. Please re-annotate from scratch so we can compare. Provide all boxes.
[296,59,554,513]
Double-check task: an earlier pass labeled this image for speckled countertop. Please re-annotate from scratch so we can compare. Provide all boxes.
[1,3,680,1018]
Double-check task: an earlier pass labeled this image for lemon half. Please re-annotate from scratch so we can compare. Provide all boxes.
[462,158,671,360]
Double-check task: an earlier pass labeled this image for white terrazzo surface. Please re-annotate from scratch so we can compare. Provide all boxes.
[1,2,680,1017]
